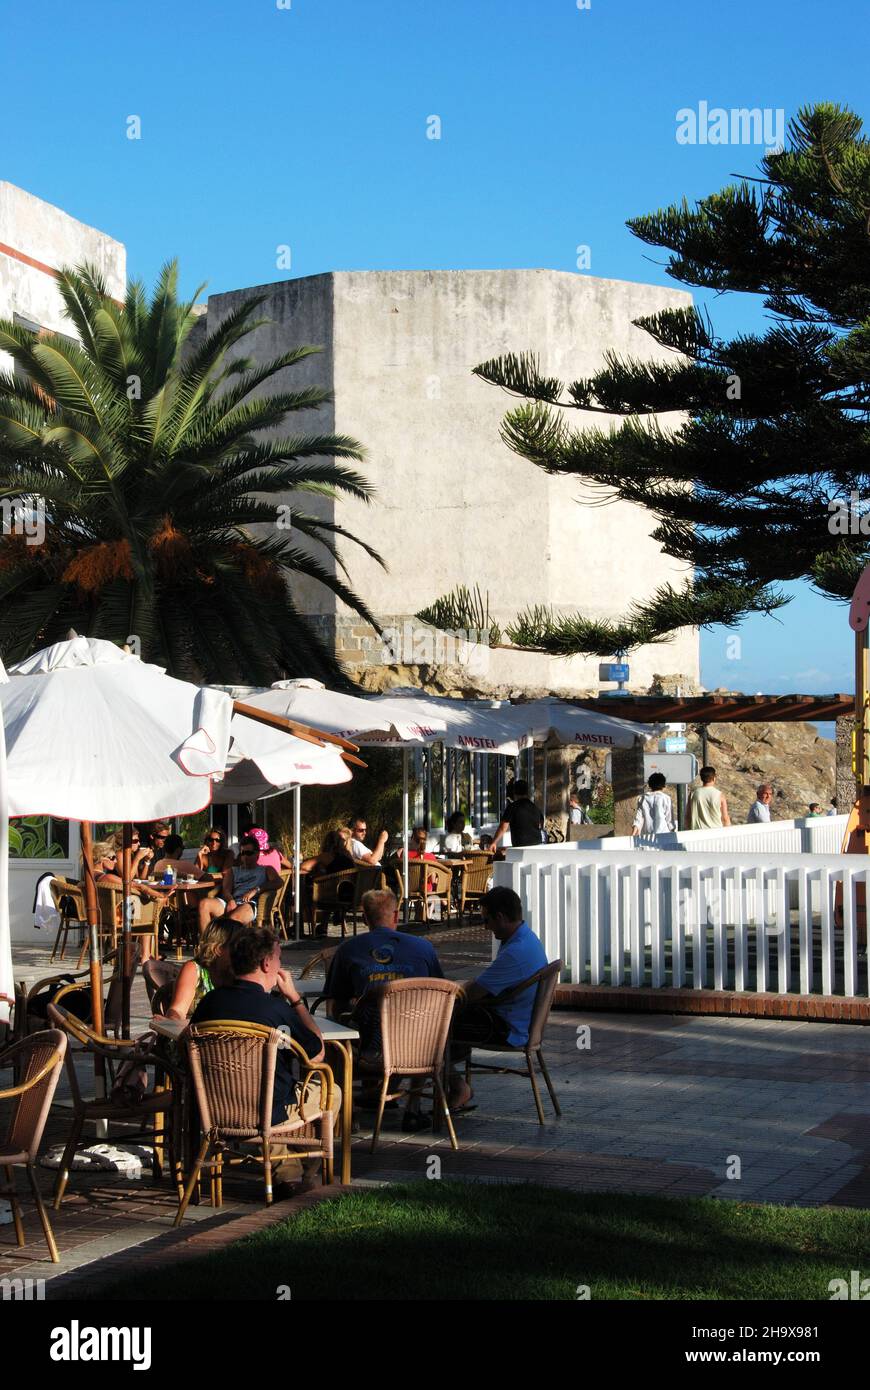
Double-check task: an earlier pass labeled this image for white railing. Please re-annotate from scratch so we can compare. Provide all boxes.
[494,847,869,998]
[506,816,848,861]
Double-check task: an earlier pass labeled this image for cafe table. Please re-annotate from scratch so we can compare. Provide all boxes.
[151,1013,360,1185]
[134,877,216,958]
[315,1017,359,1185]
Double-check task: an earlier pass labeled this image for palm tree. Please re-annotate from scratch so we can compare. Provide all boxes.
[0,261,383,684]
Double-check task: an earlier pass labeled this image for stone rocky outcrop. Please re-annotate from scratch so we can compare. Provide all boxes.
[691,721,835,823]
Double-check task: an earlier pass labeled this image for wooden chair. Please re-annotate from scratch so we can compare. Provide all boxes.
[0,1029,67,1263]
[370,978,461,1152]
[47,997,184,1207]
[175,1020,335,1223]
[306,868,358,937]
[462,960,563,1124]
[394,860,454,923]
[48,879,87,964]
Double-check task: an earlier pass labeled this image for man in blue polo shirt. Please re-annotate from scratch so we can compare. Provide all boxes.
[449,885,548,1108]
[325,887,443,1129]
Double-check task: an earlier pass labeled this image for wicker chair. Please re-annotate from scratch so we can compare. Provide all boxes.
[306,868,358,937]
[47,997,184,1206]
[455,853,493,920]
[95,884,159,962]
[462,960,563,1124]
[270,872,293,940]
[175,1021,335,1224]
[348,865,386,933]
[0,1029,67,1263]
[253,882,285,930]
[394,860,454,924]
[370,978,461,1153]
[142,957,181,1007]
[48,879,87,964]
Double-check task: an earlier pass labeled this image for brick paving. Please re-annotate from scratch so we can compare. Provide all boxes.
[3,936,870,1290]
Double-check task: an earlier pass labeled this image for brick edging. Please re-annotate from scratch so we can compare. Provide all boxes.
[554,985,870,1022]
[45,1184,352,1299]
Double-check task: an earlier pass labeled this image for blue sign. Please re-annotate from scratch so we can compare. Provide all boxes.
[599,662,629,682]
[664,736,687,753]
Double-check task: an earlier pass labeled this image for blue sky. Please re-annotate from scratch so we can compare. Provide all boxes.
[2,0,867,707]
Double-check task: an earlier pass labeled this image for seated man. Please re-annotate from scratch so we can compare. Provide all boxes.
[192,926,340,1195]
[198,835,283,934]
[325,888,443,1130]
[349,816,389,867]
[449,885,548,1107]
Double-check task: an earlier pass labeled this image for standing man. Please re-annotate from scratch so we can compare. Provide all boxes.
[349,816,389,867]
[489,780,544,851]
[747,784,773,824]
[687,766,731,830]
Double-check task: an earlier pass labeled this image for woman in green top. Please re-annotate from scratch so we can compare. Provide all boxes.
[195,826,234,878]
[167,919,236,1020]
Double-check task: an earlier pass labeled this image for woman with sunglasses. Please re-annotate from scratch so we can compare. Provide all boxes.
[195,826,234,879]
[197,836,282,934]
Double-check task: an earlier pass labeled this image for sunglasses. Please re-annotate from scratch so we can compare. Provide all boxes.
[240,850,257,858]
[207,836,222,844]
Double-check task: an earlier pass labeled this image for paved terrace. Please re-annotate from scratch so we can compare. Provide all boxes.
[2,928,870,1292]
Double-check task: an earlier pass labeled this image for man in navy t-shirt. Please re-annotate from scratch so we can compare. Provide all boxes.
[325,888,443,1046]
[325,888,443,1130]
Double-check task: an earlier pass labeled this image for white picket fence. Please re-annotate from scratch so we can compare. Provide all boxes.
[513,815,848,860]
[493,843,869,999]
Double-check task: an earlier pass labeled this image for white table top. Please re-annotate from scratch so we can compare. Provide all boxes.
[151,1014,360,1042]
[317,1017,360,1042]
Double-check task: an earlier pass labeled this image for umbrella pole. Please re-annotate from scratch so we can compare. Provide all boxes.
[293,784,301,942]
[402,748,409,926]
[80,823,104,1038]
[80,822,107,1130]
[121,823,134,1038]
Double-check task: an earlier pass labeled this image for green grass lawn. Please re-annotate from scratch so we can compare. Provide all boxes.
[101,1183,870,1301]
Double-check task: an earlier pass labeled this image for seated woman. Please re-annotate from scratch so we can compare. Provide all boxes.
[198,836,282,934]
[301,827,356,878]
[245,825,291,873]
[195,826,234,878]
[442,812,472,854]
[166,919,236,1021]
[93,834,167,902]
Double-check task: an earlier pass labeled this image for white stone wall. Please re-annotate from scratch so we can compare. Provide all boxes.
[206,267,700,693]
[0,182,126,358]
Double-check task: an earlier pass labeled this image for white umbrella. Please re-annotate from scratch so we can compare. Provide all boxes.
[0,657,11,1027]
[1,639,359,1021]
[237,680,445,933]
[3,637,232,821]
[513,698,652,750]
